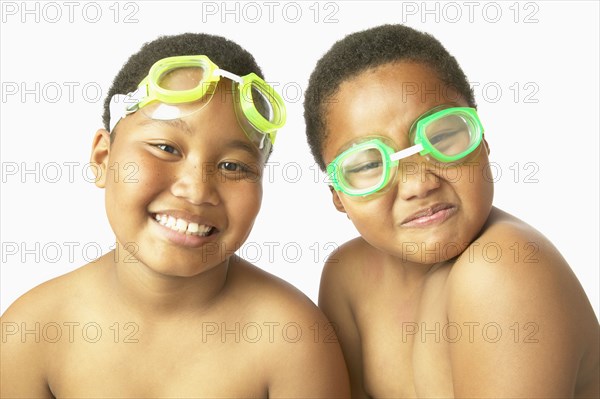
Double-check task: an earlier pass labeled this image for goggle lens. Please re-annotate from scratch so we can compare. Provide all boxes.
[425,114,474,157]
[158,66,206,91]
[417,108,483,162]
[142,66,215,121]
[339,147,386,192]
[250,83,274,124]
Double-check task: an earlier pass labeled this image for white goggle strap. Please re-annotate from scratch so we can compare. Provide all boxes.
[258,133,267,150]
[389,143,424,162]
[108,87,147,133]
[215,69,243,84]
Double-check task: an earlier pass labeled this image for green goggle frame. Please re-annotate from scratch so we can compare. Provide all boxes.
[327,107,484,198]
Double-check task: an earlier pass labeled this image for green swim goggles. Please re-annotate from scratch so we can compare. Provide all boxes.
[327,107,484,198]
[109,55,287,155]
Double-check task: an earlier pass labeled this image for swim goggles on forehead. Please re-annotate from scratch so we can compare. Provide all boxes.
[327,107,484,198]
[108,55,286,155]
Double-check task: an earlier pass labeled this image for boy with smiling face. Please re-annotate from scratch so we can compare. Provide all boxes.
[304,25,599,398]
[0,33,350,398]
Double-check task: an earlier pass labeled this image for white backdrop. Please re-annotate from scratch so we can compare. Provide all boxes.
[1,1,598,318]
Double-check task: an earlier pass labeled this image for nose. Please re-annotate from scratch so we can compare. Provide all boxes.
[170,161,220,206]
[394,158,440,200]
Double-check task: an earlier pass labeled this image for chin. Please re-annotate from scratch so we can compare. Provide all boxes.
[137,251,225,277]
[152,263,218,278]
[383,232,467,264]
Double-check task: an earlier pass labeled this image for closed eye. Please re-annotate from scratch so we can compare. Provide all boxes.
[347,161,383,174]
[429,130,459,145]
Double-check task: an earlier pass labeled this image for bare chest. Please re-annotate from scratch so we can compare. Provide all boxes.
[357,270,455,398]
[47,324,267,397]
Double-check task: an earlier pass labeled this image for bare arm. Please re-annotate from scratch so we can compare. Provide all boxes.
[319,255,370,399]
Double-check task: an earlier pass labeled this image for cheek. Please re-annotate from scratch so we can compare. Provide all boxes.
[472,163,494,214]
[223,182,263,223]
[130,155,170,184]
[122,158,159,187]
[452,161,494,229]
[343,198,389,232]
[104,156,167,213]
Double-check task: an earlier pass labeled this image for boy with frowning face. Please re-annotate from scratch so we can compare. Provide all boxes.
[304,24,599,398]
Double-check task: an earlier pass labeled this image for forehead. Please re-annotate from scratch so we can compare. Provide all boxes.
[322,62,465,163]
[116,80,262,159]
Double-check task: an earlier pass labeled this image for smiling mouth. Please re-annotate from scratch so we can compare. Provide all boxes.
[153,213,217,237]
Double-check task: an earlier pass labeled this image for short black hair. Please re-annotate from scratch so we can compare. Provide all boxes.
[304,24,477,170]
[102,32,264,137]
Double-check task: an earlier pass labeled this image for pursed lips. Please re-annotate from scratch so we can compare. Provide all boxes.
[400,203,457,227]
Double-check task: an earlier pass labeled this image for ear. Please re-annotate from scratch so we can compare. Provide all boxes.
[329,186,347,214]
[90,129,111,188]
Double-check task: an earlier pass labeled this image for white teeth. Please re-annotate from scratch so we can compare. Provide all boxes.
[166,216,176,228]
[175,218,188,233]
[187,223,199,234]
[153,214,213,237]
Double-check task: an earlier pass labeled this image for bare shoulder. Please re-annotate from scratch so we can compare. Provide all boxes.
[229,240,377,316]
[449,207,593,308]
[0,260,104,398]
[318,237,380,322]
[448,206,597,329]
[226,256,350,397]
[319,236,389,316]
[227,255,321,318]
[225,255,348,342]
[446,207,599,397]
[320,236,383,298]
[2,260,103,322]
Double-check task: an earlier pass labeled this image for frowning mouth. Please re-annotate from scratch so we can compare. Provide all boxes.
[152,213,217,237]
[401,203,457,227]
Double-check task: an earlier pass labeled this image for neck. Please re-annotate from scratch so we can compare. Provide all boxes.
[105,247,230,319]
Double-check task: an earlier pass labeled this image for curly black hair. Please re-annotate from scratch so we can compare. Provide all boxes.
[304,24,477,170]
[102,32,264,139]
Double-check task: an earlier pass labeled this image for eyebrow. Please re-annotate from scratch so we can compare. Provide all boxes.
[139,118,194,135]
[139,118,260,159]
[226,139,261,159]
